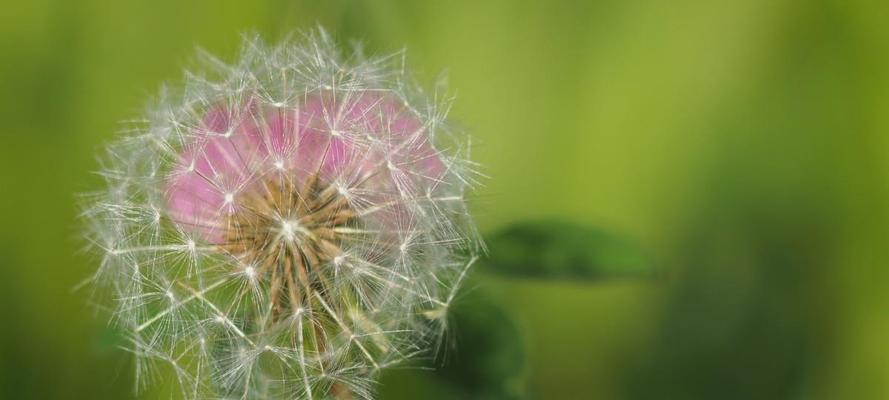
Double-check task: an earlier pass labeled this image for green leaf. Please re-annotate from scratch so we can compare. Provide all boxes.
[91,324,127,355]
[481,220,654,280]
[434,291,528,400]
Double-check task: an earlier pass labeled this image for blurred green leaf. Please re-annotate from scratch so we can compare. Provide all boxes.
[433,290,528,400]
[91,324,126,355]
[480,220,653,281]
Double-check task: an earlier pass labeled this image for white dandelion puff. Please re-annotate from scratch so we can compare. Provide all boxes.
[81,29,482,399]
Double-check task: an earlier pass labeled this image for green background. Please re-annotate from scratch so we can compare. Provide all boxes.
[2,0,889,398]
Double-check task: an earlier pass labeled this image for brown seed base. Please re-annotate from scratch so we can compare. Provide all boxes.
[220,173,356,321]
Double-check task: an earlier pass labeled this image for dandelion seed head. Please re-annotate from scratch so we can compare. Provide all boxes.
[82,28,481,400]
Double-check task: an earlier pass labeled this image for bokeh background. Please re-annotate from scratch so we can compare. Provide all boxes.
[2,0,889,398]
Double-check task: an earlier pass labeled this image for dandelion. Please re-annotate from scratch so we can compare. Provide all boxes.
[82,29,482,399]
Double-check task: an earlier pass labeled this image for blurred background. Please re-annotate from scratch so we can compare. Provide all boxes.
[2,0,889,398]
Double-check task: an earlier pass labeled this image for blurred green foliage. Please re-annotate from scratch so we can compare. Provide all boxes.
[2,0,889,399]
[424,290,527,400]
[480,220,653,280]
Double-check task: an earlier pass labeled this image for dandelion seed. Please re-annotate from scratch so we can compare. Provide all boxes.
[82,28,481,399]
